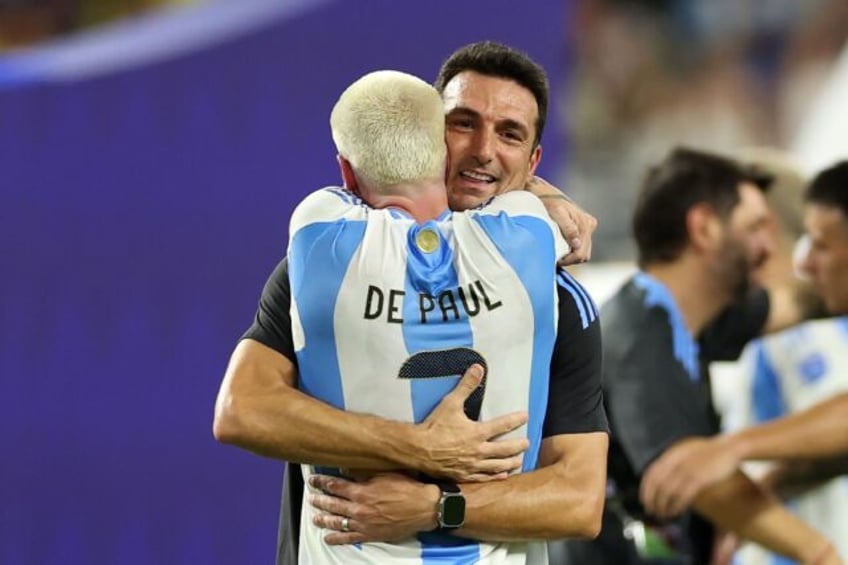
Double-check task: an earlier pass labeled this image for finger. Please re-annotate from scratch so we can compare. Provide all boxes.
[559,249,587,267]
[312,512,355,532]
[313,515,366,545]
[649,470,675,518]
[323,531,366,545]
[639,475,657,514]
[670,482,699,517]
[446,364,485,403]
[433,453,523,482]
[557,212,582,248]
[559,233,591,265]
[657,474,687,519]
[309,493,353,517]
[474,451,524,475]
[640,464,668,514]
[572,237,592,262]
[309,474,355,498]
[481,435,529,456]
[582,212,598,237]
[478,411,528,440]
[654,486,674,519]
[658,481,684,518]
[568,214,596,263]
[581,239,592,262]
[461,471,510,482]
[666,486,689,519]
[569,237,583,252]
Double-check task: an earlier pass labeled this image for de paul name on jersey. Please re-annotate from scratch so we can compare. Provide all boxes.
[363,280,503,324]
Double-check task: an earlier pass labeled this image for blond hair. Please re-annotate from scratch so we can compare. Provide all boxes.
[330,70,446,189]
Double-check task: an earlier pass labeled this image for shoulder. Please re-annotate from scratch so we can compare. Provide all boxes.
[472,191,549,218]
[761,317,848,361]
[289,186,367,235]
[601,280,673,359]
[556,269,599,327]
[600,279,653,327]
[468,192,569,258]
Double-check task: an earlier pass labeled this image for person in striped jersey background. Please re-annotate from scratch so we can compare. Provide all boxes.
[638,161,848,564]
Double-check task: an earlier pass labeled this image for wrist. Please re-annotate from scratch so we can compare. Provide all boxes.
[394,422,429,472]
[719,433,748,464]
[805,540,835,565]
[421,483,441,532]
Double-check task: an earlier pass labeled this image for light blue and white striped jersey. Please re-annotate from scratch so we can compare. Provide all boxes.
[713,317,848,565]
[287,187,568,565]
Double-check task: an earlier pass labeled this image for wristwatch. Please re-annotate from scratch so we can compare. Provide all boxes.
[435,481,465,530]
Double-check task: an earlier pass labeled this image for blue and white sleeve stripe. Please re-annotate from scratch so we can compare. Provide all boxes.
[557,269,598,329]
[324,186,368,207]
[288,186,369,237]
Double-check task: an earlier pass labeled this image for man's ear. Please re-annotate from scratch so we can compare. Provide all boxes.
[337,155,360,195]
[527,144,543,177]
[687,203,722,252]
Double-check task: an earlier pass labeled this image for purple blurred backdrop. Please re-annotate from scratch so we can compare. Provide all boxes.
[0,1,569,562]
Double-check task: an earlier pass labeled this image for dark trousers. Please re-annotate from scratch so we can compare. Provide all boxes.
[547,509,689,565]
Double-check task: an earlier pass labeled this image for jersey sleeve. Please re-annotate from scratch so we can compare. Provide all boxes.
[748,340,788,423]
[542,269,609,437]
[288,186,370,238]
[474,191,570,261]
[241,258,297,365]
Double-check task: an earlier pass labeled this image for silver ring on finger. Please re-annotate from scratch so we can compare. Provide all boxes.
[341,517,350,532]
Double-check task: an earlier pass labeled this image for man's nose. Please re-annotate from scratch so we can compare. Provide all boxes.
[471,127,495,165]
[760,236,775,264]
[798,252,815,278]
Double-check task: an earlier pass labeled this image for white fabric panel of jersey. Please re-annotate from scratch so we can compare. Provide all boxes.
[286,187,566,565]
[711,317,848,564]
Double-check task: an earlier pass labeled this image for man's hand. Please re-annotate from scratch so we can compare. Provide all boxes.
[525,176,597,265]
[710,531,740,565]
[309,472,439,545]
[811,544,842,565]
[411,364,529,482]
[640,436,741,519]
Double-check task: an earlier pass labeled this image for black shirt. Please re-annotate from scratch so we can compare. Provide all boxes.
[569,273,768,565]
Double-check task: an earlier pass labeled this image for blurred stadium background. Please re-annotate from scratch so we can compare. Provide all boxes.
[1,0,847,563]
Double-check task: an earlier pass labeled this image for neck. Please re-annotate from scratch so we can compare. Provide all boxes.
[643,253,733,336]
[366,179,449,223]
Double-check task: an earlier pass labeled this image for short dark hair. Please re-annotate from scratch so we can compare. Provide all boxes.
[434,41,549,148]
[805,161,848,217]
[633,147,772,267]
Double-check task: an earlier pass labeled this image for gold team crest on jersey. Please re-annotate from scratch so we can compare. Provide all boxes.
[415,228,440,253]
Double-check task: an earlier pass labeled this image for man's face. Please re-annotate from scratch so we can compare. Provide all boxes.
[441,71,542,211]
[800,204,848,315]
[713,182,774,299]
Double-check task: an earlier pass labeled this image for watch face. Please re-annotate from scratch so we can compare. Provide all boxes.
[440,493,465,528]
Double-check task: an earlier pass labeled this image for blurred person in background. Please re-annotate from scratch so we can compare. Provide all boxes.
[0,0,200,51]
[562,147,838,565]
[640,162,848,543]
[215,41,610,565]
[704,150,848,564]
[561,0,848,262]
